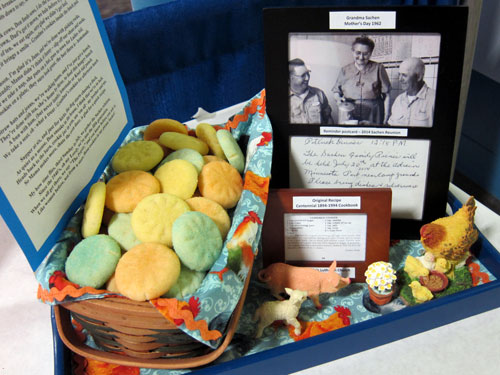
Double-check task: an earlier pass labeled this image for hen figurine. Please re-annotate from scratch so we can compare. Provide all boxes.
[420,196,478,265]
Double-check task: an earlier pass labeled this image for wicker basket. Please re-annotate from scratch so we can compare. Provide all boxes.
[54,263,252,369]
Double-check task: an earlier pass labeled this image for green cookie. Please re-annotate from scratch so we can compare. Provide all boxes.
[172,211,222,271]
[216,129,245,173]
[65,234,121,289]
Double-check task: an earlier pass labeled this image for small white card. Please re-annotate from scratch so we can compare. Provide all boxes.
[320,127,408,137]
[293,196,361,210]
[284,213,367,262]
[329,11,397,30]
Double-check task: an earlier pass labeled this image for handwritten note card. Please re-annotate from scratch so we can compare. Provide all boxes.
[289,136,430,220]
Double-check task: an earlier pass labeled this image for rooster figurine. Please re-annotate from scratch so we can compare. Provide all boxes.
[420,196,478,266]
[211,211,262,282]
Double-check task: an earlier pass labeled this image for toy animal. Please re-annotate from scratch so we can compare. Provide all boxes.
[409,280,434,303]
[253,288,308,338]
[258,261,350,309]
[404,255,430,279]
[420,196,478,264]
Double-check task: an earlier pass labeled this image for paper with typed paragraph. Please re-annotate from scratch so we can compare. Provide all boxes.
[0,0,129,263]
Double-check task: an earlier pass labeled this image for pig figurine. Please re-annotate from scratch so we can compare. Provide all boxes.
[257,261,350,309]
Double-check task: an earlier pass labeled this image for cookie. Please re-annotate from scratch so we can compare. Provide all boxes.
[172,211,223,271]
[105,170,161,213]
[107,212,142,251]
[216,129,245,173]
[143,118,188,140]
[195,123,226,160]
[150,139,170,158]
[115,242,181,301]
[111,140,164,173]
[203,155,224,164]
[105,273,120,294]
[158,132,209,155]
[154,159,198,200]
[163,148,205,174]
[164,265,206,299]
[186,196,231,239]
[65,234,121,289]
[131,193,190,247]
[81,181,106,238]
[198,160,243,209]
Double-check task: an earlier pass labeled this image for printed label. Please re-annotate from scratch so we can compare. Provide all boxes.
[330,11,396,30]
[293,196,361,210]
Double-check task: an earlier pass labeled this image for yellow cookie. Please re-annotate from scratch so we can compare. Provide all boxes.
[131,193,190,247]
[203,155,225,164]
[105,170,161,213]
[198,161,243,209]
[105,273,120,294]
[143,118,188,140]
[115,242,181,301]
[186,197,231,239]
[195,123,226,159]
[111,140,164,173]
[82,181,106,238]
[159,132,209,155]
[154,159,198,200]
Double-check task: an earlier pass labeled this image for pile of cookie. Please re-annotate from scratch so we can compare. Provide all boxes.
[64,119,246,302]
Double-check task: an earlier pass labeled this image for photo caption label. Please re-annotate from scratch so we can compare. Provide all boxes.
[329,11,396,30]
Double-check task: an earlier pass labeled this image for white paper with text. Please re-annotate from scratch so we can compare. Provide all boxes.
[284,213,367,262]
[289,136,430,220]
[0,0,132,270]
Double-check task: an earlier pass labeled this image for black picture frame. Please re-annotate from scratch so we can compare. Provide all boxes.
[263,6,468,239]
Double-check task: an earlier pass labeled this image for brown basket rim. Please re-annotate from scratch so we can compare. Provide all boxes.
[54,263,252,369]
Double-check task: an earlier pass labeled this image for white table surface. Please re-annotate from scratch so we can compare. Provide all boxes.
[1,183,499,375]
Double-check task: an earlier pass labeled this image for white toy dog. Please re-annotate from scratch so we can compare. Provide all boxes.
[253,287,308,338]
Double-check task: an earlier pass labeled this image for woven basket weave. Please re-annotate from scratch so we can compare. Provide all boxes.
[54,263,252,369]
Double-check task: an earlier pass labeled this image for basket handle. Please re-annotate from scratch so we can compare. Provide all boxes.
[54,262,252,369]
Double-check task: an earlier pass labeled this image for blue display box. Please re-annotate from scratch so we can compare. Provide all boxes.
[51,193,500,374]
[41,1,496,373]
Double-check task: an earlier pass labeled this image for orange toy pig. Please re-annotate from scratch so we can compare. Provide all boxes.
[258,261,350,309]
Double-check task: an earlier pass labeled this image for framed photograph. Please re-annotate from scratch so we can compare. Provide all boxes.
[261,188,392,282]
[263,6,469,238]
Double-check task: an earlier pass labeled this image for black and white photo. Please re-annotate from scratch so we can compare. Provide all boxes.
[289,32,441,127]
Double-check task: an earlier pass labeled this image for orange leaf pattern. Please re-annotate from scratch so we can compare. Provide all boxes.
[243,170,270,204]
[151,298,222,341]
[225,90,266,130]
[288,307,351,341]
[73,355,140,375]
[37,271,109,303]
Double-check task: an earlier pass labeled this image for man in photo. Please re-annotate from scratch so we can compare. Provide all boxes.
[289,58,334,124]
[388,57,436,127]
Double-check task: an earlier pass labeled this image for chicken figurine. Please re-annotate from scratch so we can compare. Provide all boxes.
[435,257,454,279]
[404,255,429,279]
[420,196,478,266]
[409,281,434,304]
